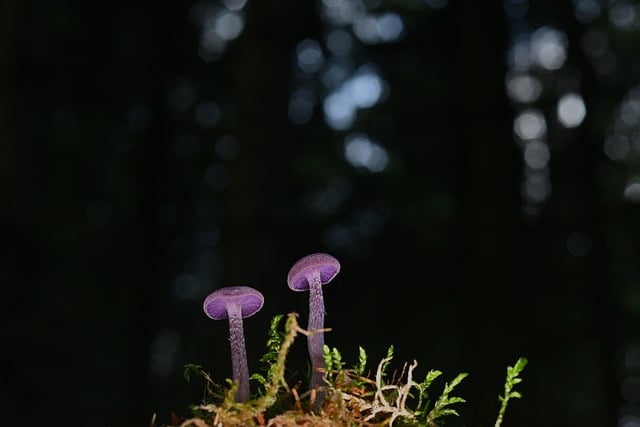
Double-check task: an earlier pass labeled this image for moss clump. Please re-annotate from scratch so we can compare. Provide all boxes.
[161,313,527,427]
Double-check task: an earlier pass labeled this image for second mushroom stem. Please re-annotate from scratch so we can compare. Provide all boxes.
[227,304,251,403]
[308,271,326,390]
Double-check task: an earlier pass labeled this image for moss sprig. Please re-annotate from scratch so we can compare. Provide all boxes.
[495,357,528,427]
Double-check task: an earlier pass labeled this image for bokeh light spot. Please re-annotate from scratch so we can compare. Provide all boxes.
[619,99,640,127]
[619,415,640,427]
[200,29,226,59]
[296,39,325,73]
[289,88,316,124]
[322,58,353,89]
[197,8,245,61]
[347,68,383,108]
[323,63,386,129]
[377,13,404,42]
[222,0,247,11]
[212,11,244,41]
[604,135,630,160]
[609,2,637,29]
[531,26,567,70]
[353,13,404,44]
[353,15,379,44]
[323,92,356,130]
[174,273,201,300]
[424,0,448,9]
[514,109,547,140]
[524,140,550,169]
[506,73,543,103]
[624,181,640,202]
[507,37,534,70]
[557,93,586,128]
[321,0,365,26]
[574,0,601,23]
[504,0,529,20]
[522,171,551,203]
[326,29,353,56]
[344,134,389,173]
[149,329,180,377]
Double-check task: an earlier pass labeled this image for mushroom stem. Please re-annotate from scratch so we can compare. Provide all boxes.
[286,252,340,400]
[226,304,250,403]
[307,270,326,389]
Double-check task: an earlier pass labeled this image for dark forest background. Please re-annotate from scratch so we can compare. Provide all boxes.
[2,0,640,426]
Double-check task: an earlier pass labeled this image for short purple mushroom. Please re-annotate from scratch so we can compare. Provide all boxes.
[203,286,264,403]
[287,253,341,390]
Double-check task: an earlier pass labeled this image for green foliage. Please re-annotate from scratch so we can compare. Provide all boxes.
[425,372,467,426]
[355,346,367,377]
[177,314,528,427]
[182,363,218,403]
[322,345,369,390]
[495,357,528,427]
[323,345,347,385]
[413,369,442,418]
[183,364,203,383]
[250,314,284,388]
[380,345,394,384]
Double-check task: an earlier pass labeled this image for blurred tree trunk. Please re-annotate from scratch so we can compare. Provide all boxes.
[0,1,31,420]
[222,1,319,281]
[450,1,522,423]
[0,0,20,201]
[128,4,174,424]
[553,1,618,423]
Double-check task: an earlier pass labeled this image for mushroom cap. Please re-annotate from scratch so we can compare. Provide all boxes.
[203,286,264,320]
[287,252,341,292]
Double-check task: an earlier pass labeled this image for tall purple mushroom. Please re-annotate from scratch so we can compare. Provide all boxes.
[287,253,341,390]
[203,286,264,403]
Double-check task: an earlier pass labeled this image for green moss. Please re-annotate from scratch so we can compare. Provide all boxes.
[167,313,527,427]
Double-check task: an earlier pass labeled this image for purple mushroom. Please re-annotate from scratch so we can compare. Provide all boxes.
[287,253,341,390]
[203,286,264,403]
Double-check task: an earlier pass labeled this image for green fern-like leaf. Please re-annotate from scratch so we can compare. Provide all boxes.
[332,347,344,371]
[323,345,347,384]
[323,345,333,372]
[415,369,443,416]
[495,357,528,427]
[183,363,204,383]
[426,372,468,427]
[380,345,394,385]
[355,346,367,376]
[261,314,285,382]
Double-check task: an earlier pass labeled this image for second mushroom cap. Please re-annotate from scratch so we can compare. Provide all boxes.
[287,252,341,291]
